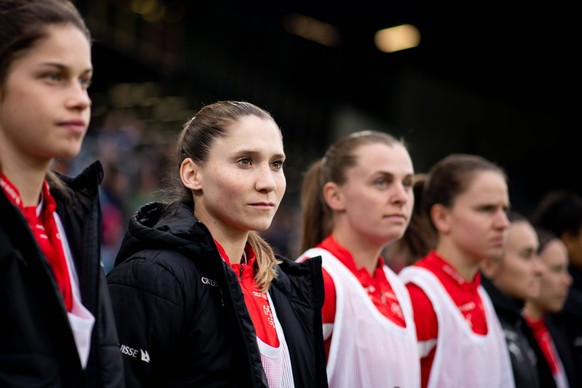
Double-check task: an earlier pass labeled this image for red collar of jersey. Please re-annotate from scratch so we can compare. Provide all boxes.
[318,234,384,273]
[318,234,389,290]
[417,251,481,292]
[214,240,257,278]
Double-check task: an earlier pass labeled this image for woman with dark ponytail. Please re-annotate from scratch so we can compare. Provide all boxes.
[399,154,514,387]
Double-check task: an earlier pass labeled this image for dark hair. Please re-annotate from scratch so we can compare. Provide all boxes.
[534,227,559,255]
[0,0,91,88]
[423,153,506,230]
[299,130,404,252]
[0,0,91,193]
[530,191,582,240]
[168,100,280,291]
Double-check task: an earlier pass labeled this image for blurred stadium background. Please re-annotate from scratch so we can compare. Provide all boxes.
[71,0,579,262]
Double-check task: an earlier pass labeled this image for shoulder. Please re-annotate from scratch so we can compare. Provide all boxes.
[273,254,324,305]
[56,161,103,196]
[406,282,438,341]
[406,282,433,311]
[280,253,322,273]
[399,264,431,284]
[107,248,202,300]
[51,161,103,214]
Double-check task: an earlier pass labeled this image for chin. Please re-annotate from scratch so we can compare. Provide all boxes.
[379,232,405,245]
[394,228,406,238]
[251,221,273,232]
[488,247,505,259]
[56,147,82,159]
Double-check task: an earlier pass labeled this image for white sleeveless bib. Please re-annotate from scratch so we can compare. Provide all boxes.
[304,247,420,388]
[257,293,295,388]
[399,266,515,388]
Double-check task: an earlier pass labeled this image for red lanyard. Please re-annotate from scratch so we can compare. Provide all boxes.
[1,175,73,311]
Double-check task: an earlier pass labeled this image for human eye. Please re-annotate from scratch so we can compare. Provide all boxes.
[237,157,253,167]
[43,71,64,83]
[478,204,496,213]
[522,250,536,260]
[79,75,92,89]
[402,176,414,189]
[272,159,285,170]
[373,177,388,187]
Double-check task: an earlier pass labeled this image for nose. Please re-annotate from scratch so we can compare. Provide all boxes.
[390,182,409,206]
[564,271,573,287]
[66,81,91,111]
[495,210,510,229]
[532,255,544,277]
[255,164,279,192]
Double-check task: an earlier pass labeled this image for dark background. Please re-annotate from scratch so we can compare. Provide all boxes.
[75,0,580,217]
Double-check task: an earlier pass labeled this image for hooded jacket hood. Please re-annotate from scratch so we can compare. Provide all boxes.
[115,202,215,267]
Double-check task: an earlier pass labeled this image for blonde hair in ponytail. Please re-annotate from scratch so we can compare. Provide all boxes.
[248,232,280,292]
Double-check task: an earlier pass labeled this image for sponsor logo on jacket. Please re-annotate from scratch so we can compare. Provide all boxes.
[201,276,218,287]
[120,344,150,363]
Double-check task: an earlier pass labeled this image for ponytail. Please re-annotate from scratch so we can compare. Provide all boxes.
[299,160,331,253]
[248,232,280,292]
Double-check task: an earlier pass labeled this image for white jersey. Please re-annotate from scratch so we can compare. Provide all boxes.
[399,266,515,388]
[303,248,420,388]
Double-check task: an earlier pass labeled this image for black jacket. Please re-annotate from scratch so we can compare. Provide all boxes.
[481,275,556,388]
[552,265,582,388]
[107,202,328,388]
[545,314,578,388]
[0,161,124,387]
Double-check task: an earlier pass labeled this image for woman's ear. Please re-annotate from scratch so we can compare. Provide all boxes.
[322,182,346,211]
[431,204,451,234]
[180,158,202,190]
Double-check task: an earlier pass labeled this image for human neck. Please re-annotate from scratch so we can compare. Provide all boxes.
[435,242,480,282]
[1,161,48,207]
[523,301,544,321]
[199,218,248,264]
[220,240,248,265]
[332,229,383,275]
[193,202,256,264]
[0,141,52,207]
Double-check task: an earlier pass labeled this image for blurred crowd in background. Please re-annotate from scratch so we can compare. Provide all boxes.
[56,107,301,272]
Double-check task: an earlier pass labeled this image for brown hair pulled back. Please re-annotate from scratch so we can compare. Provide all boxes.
[168,100,281,291]
[422,153,506,230]
[299,130,403,252]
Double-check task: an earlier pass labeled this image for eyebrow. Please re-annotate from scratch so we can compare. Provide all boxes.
[234,149,285,159]
[39,62,93,74]
[374,171,413,178]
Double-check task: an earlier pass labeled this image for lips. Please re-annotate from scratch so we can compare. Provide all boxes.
[249,202,276,210]
[383,213,406,220]
[58,119,87,135]
[489,235,506,245]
